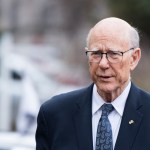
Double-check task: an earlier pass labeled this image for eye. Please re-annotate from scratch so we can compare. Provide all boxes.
[91,51,101,56]
[108,51,122,58]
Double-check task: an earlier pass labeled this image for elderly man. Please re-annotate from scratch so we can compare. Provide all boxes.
[36,17,150,150]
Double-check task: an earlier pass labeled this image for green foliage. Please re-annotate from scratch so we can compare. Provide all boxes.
[108,0,150,34]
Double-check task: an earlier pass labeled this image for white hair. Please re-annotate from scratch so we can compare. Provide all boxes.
[86,28,93,48]
[129,27,140,48]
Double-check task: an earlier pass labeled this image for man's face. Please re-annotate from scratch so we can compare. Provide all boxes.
[88,32,133,95]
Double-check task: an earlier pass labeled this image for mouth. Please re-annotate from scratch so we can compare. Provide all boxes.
[98,75,113,81]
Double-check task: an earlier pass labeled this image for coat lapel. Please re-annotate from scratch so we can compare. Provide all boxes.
[73,84,93,150]
[115,83,143,150]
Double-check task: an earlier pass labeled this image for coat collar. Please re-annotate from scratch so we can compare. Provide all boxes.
[114,82,143,150]
[73,84,94,150]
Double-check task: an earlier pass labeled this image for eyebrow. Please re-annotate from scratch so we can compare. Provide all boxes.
[89,49,121,52]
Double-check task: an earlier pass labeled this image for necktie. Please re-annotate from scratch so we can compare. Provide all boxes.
[95,103,114,150]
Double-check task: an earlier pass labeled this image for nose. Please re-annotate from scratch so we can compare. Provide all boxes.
[98,53,110,68]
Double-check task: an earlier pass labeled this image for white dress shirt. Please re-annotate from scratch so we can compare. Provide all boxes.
[92,82,131,150]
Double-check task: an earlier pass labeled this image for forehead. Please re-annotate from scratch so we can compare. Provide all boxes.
[89,32,129,51]
[88,21,131,50]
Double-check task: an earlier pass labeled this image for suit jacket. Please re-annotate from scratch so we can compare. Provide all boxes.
[36,83,150,150]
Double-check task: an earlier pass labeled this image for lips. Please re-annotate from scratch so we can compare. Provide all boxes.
[100,75,111,78]
[98,75,113,81]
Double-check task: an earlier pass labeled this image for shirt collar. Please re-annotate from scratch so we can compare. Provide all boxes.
[92,82,131,116]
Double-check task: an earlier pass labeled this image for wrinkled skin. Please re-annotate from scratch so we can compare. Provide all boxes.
[87,18,141,102]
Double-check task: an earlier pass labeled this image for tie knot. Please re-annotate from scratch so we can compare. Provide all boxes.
[101,103,114,116]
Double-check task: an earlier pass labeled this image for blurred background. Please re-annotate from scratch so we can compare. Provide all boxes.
[0,0,150,149]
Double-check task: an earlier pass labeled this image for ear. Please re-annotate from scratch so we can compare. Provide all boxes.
[130,48,141,71]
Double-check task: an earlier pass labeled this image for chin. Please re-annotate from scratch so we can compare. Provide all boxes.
[96,83,117,93]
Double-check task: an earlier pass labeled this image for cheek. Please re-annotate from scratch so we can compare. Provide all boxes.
[115,63,130,82]
[89,63,98,78]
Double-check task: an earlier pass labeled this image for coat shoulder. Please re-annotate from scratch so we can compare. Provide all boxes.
[40,84,93,114]
[138,88,150,105]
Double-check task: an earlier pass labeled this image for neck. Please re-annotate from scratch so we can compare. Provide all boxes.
[97,81,130,102]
